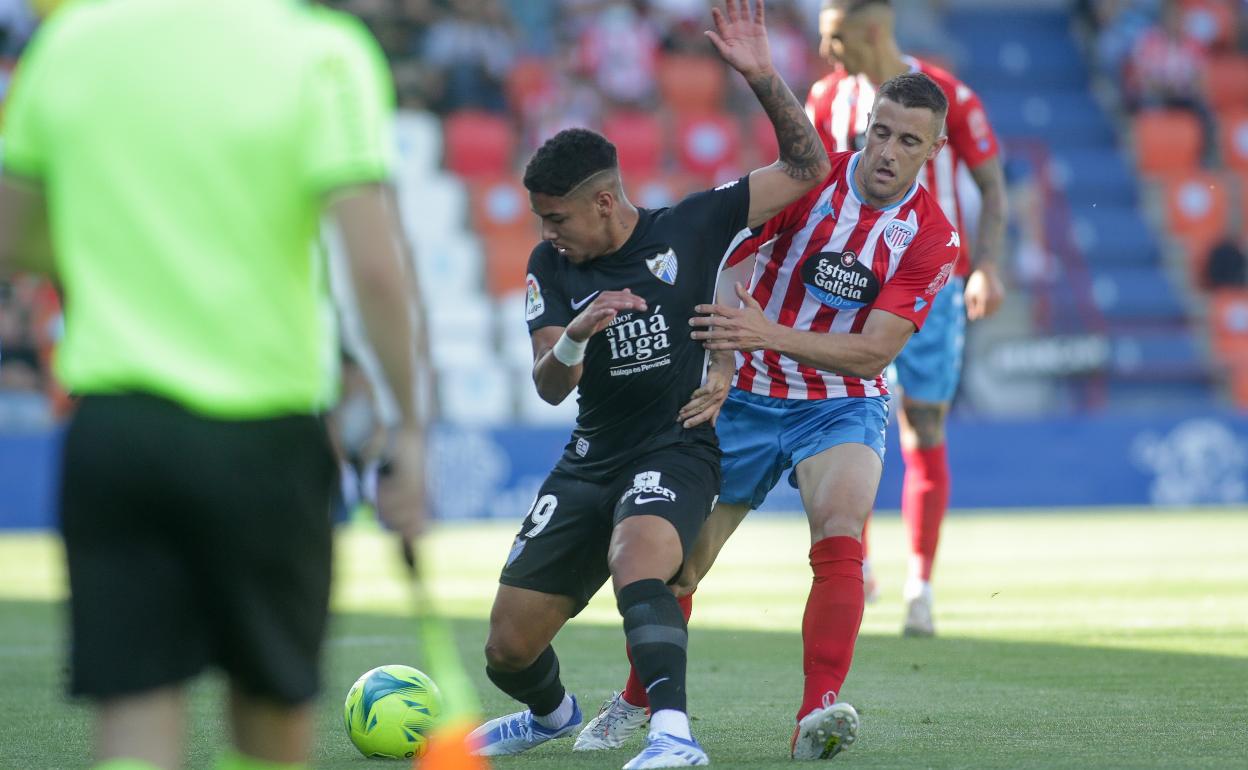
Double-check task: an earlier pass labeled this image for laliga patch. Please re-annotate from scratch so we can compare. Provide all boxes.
[646,248,679,285]
[525,273,545,320]
[801,251,880,310]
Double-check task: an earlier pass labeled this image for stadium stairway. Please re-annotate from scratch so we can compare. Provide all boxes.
[945,6,1215,407]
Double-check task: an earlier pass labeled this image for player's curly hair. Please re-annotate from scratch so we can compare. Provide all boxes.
[876,72,948,120]
[523,128,619,197]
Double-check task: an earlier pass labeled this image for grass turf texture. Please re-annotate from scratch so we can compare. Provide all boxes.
[0,509,1245,769]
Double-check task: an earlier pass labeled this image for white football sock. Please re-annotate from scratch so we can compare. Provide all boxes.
[533,693,575,729]
[649,709,691,740]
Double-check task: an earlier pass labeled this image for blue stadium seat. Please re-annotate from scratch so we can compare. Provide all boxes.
[1090,266,1187,322]
[1109,331,1204,373]
[1051,147,1139,209]
[978,89,1116,145]
[1069,205,1160,266]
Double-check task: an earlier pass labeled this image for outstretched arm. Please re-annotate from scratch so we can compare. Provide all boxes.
[706,0,830,229]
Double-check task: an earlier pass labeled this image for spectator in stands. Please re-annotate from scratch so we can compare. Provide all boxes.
[1086,0,1160,81]
[424,0,517,113]
[1206,236,1248,288]
[1124,0,1216,164]
[573,1,661,108]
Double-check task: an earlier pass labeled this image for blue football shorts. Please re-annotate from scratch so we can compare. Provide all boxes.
[717,389,890,510]
[889,276,966,404]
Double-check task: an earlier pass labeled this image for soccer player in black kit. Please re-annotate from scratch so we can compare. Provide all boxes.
[467,2,831,768]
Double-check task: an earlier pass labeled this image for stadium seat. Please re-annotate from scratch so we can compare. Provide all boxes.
[483,231,535,296]
[443,110,516,180]
[468,178,534,238]
[1050,146,1139,208]
[602,111,665,179]
[506,56,555,117]
[1209,289,1248,357]
[412,235,485,302]
[1218,110,1248,172]
[439,365,513,425]
[1180,0,1236,51]
[1132,111,1202,176]
[628,173,698,209]
[674,112,742,183]
[496,290,536,369]
[1090,266,1188,323]
[393,110,442,181]
[515,367,579,426]
[1069,205,1160,266]
[657,54,727,117]
[1162,173,1228,242]
[1203,54,1248,112]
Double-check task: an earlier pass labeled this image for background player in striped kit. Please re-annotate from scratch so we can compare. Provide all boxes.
[807,0,1009,634]
[579,72,961,761]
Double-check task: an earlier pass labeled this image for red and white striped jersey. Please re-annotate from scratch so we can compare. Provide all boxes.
[804,56,999,275]
[726,150,960,400]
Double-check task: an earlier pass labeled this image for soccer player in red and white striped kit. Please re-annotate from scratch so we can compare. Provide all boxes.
[578,70,962,761]
[805,0,1007,635]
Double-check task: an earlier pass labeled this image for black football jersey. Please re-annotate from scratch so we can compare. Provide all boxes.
[524,177,751,479]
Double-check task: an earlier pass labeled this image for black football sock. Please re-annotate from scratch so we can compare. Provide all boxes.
[486,645,566,717]
[618,578,688,714]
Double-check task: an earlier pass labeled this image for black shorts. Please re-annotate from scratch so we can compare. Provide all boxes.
[499,445,721,614]
[59,394,336,703]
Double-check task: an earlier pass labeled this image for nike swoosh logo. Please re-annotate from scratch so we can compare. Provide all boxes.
[634,496,670,505]
[570,291,600,311]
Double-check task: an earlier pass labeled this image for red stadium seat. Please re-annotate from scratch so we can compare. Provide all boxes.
[674,112,742,183]
[482,231,534,297]
[1219,110,1248,172]
[602,111,665,179]
[443,111,516,181]
[468,177,534,238]
[1208,288,1248,404]
[1132,110,1202,176]
[1180,0,1236,51]
[1162,172,1228,242]
[1203,55,1248,112]
[657,54,727,117]
[506,57,555,116]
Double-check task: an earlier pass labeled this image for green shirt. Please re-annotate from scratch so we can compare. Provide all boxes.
[2,0,395,418]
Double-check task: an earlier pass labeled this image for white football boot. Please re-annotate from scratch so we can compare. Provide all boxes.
[575,691,649,751]
[902,580,935,637]
[790,701,859,760]
[468,696,582,756]
[623,731,710,768]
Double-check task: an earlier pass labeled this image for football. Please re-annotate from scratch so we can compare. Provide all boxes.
[344,664,444,759]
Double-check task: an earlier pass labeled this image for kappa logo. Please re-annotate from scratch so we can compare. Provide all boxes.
[525,273,545,320]
[815,199,837,219]
[621,470,677,506]
[914,296,928,312]
[646,248,679,285]
[883,220,916,251]
[946,231,961,248]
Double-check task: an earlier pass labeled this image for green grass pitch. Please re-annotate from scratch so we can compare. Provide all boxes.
[1,509,1246,768]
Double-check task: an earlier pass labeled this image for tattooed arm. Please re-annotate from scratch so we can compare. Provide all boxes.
[705,0,830,229]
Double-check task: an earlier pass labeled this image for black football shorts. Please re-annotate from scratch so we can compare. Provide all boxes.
[498,444,720,614]
[59,394,336,703]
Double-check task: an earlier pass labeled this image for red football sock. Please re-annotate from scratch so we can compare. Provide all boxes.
[798,536,864,722]
[622,592,694,708]
[901,444,950,582]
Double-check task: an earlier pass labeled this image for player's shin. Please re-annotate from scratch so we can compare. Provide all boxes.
[799,536,865,722]
[618,579,691,739]
[485,645,570,724]
[621,591,694,709]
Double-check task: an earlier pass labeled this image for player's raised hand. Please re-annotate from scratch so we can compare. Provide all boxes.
[964,263,1006,321]
[679,351,734,428]
[565,289,648,343]
[706,0,772,79]
[690,282,777,353]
